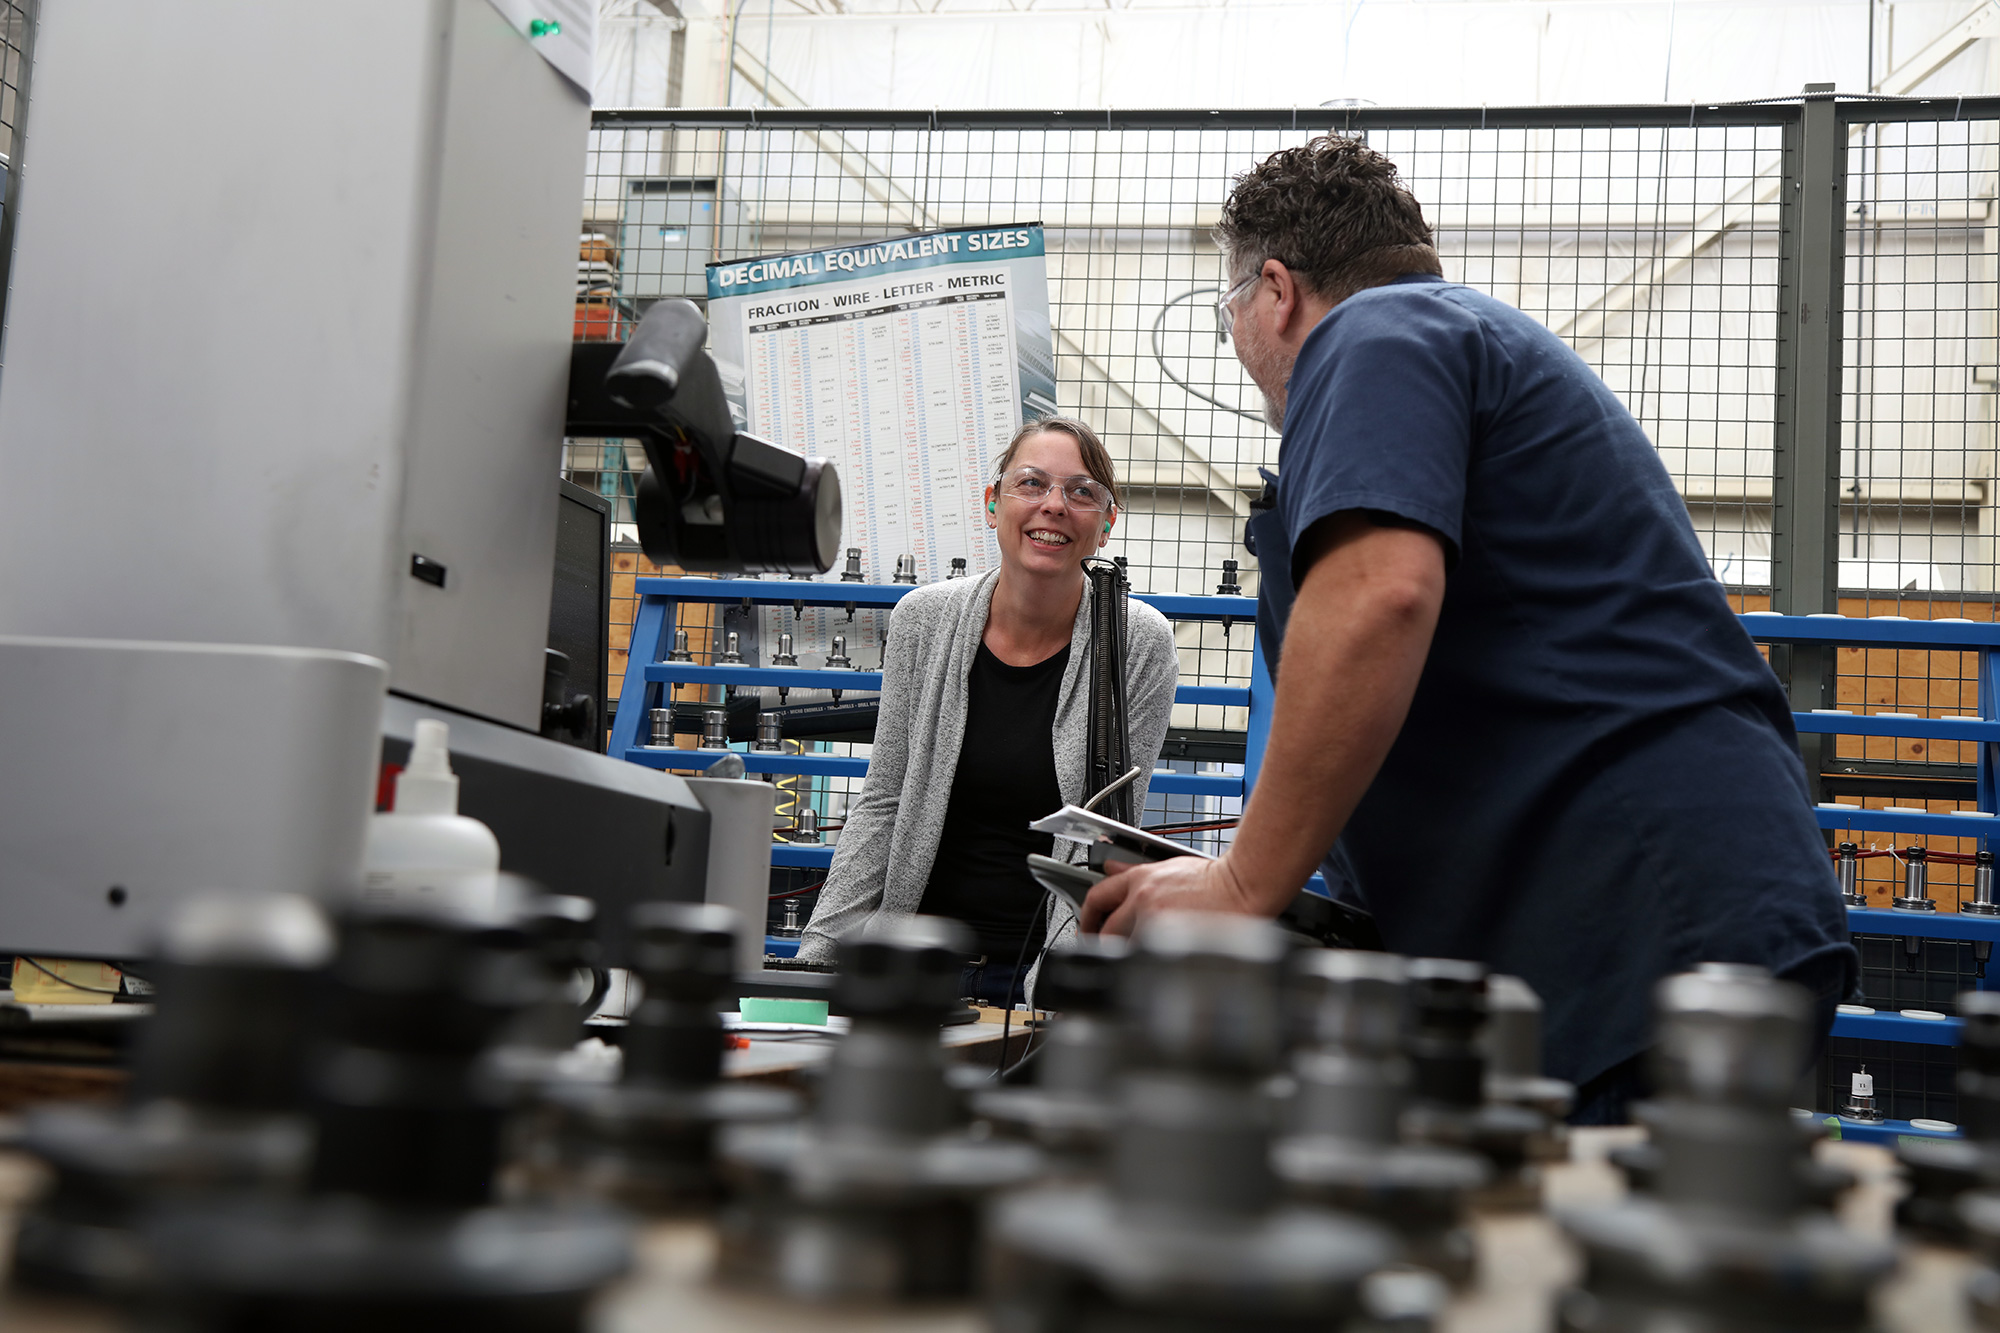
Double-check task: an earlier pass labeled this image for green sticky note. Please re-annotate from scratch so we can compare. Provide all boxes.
[740,996,829,1025]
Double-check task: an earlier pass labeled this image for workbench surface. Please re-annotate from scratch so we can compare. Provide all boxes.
[0,1124,1974,1330]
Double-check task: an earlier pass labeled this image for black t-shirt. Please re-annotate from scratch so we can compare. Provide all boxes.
[918,640,1069,962]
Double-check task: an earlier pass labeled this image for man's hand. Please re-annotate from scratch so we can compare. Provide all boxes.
[1080,854,1263,936]
[1077,512,1445,941]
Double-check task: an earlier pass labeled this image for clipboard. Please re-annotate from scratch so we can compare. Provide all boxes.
[1029,804,1211,871]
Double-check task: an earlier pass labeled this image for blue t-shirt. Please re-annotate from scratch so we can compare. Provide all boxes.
[1247,274,1852,1086]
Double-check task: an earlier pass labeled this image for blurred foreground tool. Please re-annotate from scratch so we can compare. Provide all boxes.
[1558,966,1896,1333]
[1900,990,2000,1246]
[986,912,1429,1332]
[1272,949,1489,1287]
[10,895,328,1301]
[1397,959,1550,1211]
[144,905,632,1331]
[719,916,1043,1303]
[551,903,796,1213]
[974,935,1128,1172]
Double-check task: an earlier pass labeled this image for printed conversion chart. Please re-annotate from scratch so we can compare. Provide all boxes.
[706,223,1057,590]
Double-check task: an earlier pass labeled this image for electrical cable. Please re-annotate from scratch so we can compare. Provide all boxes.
[1144,818,1241,835]
[997,895,1076,1082]
[1149,288,1272,424]
[772,736,803,828]
[996,894,1049,1077]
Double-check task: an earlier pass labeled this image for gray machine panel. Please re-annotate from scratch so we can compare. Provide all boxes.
[0,1,589,733]
[393,0,593,730]
[681,776,798,986]
[619,178,736,300]
[0,638,389,958]
[0,1,436,661]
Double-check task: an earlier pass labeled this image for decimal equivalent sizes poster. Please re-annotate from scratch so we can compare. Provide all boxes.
[705,223,1058,591]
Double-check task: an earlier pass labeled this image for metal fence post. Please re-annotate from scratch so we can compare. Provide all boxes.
[1771,84,1847,798]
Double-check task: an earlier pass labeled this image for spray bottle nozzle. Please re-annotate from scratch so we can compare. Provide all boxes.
[394,719,461,816]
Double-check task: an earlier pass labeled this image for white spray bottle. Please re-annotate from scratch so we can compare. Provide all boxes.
[361,719,501,916]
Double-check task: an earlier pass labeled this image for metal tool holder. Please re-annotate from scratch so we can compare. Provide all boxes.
[1559,969,1898,1333]
[1485,975,1576,1130]
[1969,851,2000,918]
[1897,991,2000,1245]
[1271,949,1489,1287]
[494,896,606,1084]
[973,935,1129,1168]
[1894,846,1938,913]
[1609,966,1859,1214]
[717,916,1043,1303]
[143,908,632,1329]
[551,904,796,1214]
[11,895,331,1301]
[1396,959,1547,1210]
[987,913,1418,1332]
[1835,842,1865,907]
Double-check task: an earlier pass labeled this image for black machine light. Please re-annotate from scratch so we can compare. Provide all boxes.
[605,300,843,575]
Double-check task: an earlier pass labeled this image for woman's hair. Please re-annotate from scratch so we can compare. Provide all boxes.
[994,415,1120,511]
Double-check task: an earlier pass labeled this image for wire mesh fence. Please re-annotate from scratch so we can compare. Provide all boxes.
[1816,108,2000,856]
[574,109,1798,755]
[1844,113,2000,603]
[570,103,2000,912]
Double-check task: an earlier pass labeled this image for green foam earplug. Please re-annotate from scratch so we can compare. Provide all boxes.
[739,996,829,1025]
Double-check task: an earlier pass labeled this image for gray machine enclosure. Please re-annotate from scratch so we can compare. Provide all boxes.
[0,638,389,958]
[0,0,587,733]
[0,4,777,958]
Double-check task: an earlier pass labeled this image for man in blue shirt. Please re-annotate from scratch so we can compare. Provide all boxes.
[1081,135,1852,1120]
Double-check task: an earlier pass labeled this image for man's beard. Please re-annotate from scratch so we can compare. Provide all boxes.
[1232,318,1288,433]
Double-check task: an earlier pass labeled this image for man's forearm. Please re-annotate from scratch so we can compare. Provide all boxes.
[1227,519,1445,913]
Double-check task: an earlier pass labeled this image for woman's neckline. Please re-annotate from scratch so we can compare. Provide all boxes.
[978,637,1071,671]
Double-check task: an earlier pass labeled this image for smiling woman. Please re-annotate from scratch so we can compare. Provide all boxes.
[795,417,1180,1008]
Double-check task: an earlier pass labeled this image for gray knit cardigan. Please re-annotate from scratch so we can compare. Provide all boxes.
[797,567,1179,966]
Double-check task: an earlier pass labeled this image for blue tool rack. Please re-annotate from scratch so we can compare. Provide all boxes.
[1738,613,2000,1141]
[609,577,1269,877]
[612,591,2000,1138]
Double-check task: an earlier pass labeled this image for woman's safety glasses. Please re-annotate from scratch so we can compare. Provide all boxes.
[997,467,1114,513]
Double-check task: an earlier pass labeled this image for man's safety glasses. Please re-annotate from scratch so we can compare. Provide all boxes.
[1214,271,1261,339]
[997,467,1114,513]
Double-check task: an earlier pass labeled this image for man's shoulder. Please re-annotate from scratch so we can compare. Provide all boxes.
[1302,279,1485,365]
[1309,279,1572,378]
